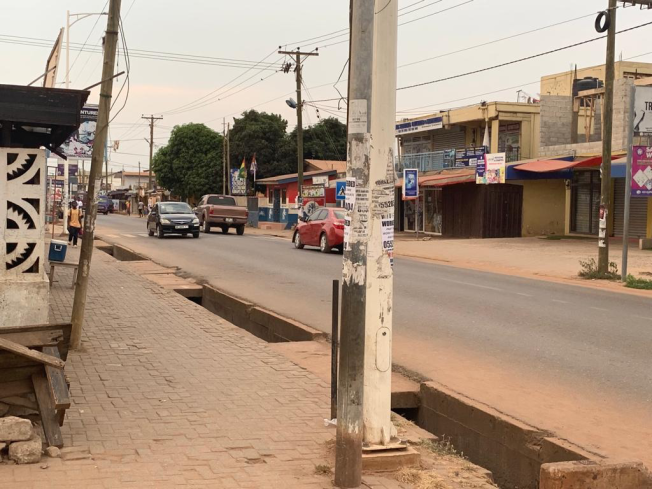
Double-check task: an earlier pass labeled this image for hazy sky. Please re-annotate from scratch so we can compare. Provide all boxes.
[2,0,652,172]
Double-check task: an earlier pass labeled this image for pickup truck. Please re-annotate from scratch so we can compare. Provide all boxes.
[194,194,248,235]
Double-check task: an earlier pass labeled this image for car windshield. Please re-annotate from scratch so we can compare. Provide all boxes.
[160,202,193,214]
[334,210,346,220]
[207,196,236,206]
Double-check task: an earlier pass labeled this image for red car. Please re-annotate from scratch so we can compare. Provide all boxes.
[293,207,346,253]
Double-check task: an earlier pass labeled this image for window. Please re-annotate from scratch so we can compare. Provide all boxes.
[281,188,287,205]
[159,202,193,214]
[334,210,346,220]
[308,209,326,221]
[207,196,236,206]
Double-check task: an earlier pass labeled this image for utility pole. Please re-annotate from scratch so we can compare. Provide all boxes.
[222,118,226,194]
[278,47,319,208]
[226,123,231,195]
[138,161,141,194]
[598,0,617,273]
[70,0,122,350]
[142,114,162,193]
[335,1,398,487]
[621,83,636,281]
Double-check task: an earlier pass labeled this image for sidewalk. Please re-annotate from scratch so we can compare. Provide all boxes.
[4,247,408,488]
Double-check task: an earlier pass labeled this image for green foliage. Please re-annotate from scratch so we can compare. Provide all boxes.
[152,123,224,200]
[286,117,347,162]
[578,258,621,280]
[625,274,652,290]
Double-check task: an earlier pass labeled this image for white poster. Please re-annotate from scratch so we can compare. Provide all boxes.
[348,100,368,134]
[345,177,356,211]
[59,105,99,159]
[635,86,652,134]
[343,217,351,251]
[381,215,394,251]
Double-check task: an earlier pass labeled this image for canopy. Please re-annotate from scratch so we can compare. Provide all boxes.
[512,155,619,173]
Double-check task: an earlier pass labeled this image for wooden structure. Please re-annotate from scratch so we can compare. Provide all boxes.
[48,262,79,288]
[0,323,72,448]
[442,183,523,239]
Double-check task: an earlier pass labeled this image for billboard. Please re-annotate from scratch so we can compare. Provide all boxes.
[456,147,486,167]
[403,169,418,199]
[230,168,247,195]
[634,86,652,134]
[301,185,325,198]
[631,146,652,197]
[58,105,99,159]
[477,153,506,184]
[44,28,64,88]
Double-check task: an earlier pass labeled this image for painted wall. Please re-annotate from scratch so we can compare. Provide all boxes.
[514,179,567,236]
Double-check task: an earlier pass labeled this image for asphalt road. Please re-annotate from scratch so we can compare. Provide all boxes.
[96,214,652,463]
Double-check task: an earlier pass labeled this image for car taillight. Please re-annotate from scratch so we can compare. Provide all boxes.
[334,222,345,230]
[209,207,214,215]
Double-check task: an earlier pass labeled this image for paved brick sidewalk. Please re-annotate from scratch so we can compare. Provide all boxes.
[2,249,408,489]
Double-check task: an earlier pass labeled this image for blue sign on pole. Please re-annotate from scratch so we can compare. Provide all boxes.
[403,169,418,199]
[336,181,346,201]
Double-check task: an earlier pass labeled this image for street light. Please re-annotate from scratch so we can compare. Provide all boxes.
[65,10,108,89]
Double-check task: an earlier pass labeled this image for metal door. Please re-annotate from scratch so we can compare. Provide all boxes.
[272,189,281,222]
[613,178,648,237]
[247,197,259,227]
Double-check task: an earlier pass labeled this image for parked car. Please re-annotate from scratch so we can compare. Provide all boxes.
[97,196,114,215]
[194,194,248,235]
[293,207,345,253]
[147,201,200,239]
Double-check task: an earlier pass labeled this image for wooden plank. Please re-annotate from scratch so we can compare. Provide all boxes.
[577,87,605,97]
[43,347,70,410]
[0,323,72,336]
[32,372,63,448]
[0,338,64,369]
[0,366,42,382]
[0,379,33,398]
[0,396,38,410]
[0,330,63,349]
[0,353,38,369]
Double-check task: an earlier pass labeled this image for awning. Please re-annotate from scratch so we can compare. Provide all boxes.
[512,155,619,173]
[395,169,475,188]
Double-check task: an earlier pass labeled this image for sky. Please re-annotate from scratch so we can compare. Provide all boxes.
[2,0,652,174]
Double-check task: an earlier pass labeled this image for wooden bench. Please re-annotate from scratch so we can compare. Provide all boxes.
[0,323,72,448]
[48,262,79,288]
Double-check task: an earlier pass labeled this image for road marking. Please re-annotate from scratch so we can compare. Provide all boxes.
[516,292,533,297]
[137,233,149,237]
[552,299,569,304]
[590,306,609,312]
[122,234,136,238]
[632,315,652,321]
[105,234,119,238]
[441,279,503,292]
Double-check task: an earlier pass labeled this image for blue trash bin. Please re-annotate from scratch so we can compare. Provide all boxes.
[49,240,68,262]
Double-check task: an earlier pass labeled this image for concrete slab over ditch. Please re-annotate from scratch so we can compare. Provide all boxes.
[540,460,652,488]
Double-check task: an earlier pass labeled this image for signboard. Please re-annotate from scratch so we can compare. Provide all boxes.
[301,185,325,198]
[395,116,443,135]
[403,169,419,199]
[455,147,486,167]
[58,105,99,159]
[56,163,78,177]
[476,153,506,184]
[336,181,346,201]
[634,86,652,134]
[230,168,247,195]
[312,175,328,185]
[631,146,652,196]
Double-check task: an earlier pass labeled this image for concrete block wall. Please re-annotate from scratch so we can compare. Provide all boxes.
[0,148,49,327]
[540,96,573,147]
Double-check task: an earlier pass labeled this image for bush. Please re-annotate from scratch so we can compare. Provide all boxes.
[625,274,652,290]
[578,258,621,280]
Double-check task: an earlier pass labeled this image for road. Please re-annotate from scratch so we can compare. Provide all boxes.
[96,214,652,465]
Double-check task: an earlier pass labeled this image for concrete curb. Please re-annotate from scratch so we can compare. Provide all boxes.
[540,460,652,489]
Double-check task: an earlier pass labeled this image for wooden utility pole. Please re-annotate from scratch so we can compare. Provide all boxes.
[70,0,122,349]
[278,47,319,207]
[142,114,162,193]
[598,0,617,273]
[226,123,231,195]
[222,118,226,194]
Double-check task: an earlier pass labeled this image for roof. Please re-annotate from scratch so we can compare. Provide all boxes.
[395,168,475,188]
[257,169,338,185]
[305,159,346,173]
[122,171,154,177]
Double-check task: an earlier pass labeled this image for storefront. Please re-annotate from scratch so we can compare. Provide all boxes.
[570,170,601,235]
[613,178,648,238]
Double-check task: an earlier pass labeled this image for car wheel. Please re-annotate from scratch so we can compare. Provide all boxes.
[320,233,331,253]
[236,225,245,236]
[203,219,211,233]
[192,232,199,239]
[148,226,154,237]
[157,225,165,239]
[294,231,304,249]
[221,226,229,234]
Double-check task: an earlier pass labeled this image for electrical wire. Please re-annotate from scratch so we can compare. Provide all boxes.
[109,17,131,124]
[397,20,652,91]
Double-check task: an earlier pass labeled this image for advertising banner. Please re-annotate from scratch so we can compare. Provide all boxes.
[403,169,418,200]
[58,105,99,159]
[455,147,486,167]
[301,185,325,198]
[56,163,78,177]
[230,168,247,195]
[395,116,443,135]
[477,153,506,184]
[634,86,652,134]
[631,146,652,196]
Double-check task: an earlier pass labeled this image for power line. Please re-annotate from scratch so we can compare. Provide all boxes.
[64,0,109,81]
[397,20,652,91]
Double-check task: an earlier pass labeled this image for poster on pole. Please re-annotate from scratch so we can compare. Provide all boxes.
[631,146,652,196]
[403,169,418,200]
[477,153,506,184]
[230,168,247,195]
[58,105,99,159]
[634,86,652,134]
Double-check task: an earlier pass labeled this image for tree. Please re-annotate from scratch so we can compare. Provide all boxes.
[281,117,347,170]
[228,110,289,179]
[152,123,224,201]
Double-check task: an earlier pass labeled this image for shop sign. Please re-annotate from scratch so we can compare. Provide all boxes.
[634,87,652,134]
[230,169,247,195]
[395,116,443,135]
[403,169,418,199]
[455,147,486,167]
[302,185,325,198]
[631,146,652,196]
[476,153,506,184]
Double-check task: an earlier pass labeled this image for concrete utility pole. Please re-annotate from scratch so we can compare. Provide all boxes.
[278,48,319,206]
[598,0,617,273]
[70,0,122,349]
[222,118,226,194]
[621,83,636,280]
[226,123,231,195]
[142,114,162,193]
[335,1,398,487]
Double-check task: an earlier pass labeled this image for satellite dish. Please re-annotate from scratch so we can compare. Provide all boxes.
[286,98,297,109]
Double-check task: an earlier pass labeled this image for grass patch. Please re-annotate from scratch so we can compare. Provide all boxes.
[625,274,652,290]
[396,468,448,489]
[419,438,463,459]
[314,464,332,476]
[578,258,621,280]
[542,235,593,241]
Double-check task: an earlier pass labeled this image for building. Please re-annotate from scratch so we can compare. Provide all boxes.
[112,170,155,190]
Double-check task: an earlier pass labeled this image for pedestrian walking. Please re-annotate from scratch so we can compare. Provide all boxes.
[126,200,131,216]
[67,202,82,247]
[138,200,144,218]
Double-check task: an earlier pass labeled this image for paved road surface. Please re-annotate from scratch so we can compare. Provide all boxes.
[96,214,652,464]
